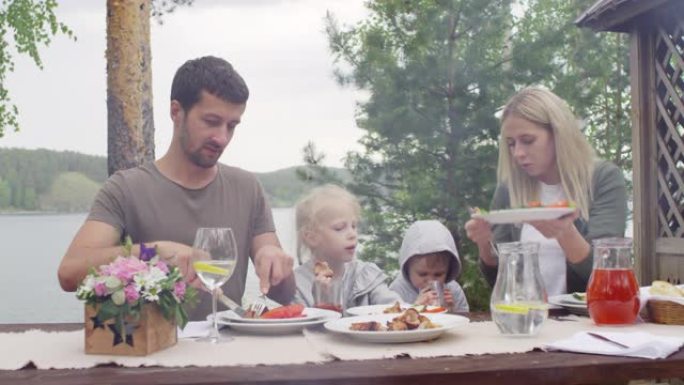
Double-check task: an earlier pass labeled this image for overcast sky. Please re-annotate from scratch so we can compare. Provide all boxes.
[1,0,368,173]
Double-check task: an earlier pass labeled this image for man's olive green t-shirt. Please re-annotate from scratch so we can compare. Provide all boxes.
[88,162,275,320]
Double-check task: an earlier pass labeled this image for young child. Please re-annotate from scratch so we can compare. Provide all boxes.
[390,220,469,312]
[293,184,401,309]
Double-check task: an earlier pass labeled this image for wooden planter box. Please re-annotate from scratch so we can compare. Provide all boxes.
[85,303,177,356]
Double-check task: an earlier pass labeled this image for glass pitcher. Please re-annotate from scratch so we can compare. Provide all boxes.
[490,241,548,336]
[586,238,640,325]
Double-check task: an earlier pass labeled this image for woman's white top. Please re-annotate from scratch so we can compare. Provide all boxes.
[520,182,568,296]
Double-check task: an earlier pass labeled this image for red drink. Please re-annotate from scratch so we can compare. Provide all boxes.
[587,268,640,325]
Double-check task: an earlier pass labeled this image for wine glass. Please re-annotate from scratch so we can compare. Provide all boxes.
[192,227,238,343]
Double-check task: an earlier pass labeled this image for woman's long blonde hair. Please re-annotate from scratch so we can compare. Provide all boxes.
[497,86,596,219]
[295,184,361,264]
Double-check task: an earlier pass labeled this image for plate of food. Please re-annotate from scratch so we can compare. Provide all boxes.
[470,202,575,224]
[346,301,448,316]
[213,307,341,334]
[325,308,468,343]
[219,304,325,324]
[548,293,588,316]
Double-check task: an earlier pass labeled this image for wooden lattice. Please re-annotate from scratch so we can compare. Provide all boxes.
[655,12,684,238]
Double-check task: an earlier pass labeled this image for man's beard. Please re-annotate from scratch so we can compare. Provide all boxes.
[180,123,222,169]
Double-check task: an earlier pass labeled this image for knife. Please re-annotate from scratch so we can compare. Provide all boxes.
[218,292,248,318]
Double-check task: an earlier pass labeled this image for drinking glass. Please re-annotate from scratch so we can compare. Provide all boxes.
[313,276,344,313]
[192,227,238,343]
[587,237,640,325]
[490,241,548,336]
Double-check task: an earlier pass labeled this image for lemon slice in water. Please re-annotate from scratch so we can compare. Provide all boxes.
[193,261,230,276]
[493,303,547,314]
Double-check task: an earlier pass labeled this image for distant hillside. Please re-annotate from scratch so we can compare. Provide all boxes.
[0,148,108,212]
[255,166,350,207]
[0,147,347,212]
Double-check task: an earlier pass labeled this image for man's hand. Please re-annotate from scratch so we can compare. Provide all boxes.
[254,244,294,295]
[153,241,203,290]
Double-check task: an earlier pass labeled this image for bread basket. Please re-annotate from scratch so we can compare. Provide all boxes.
[647,299,684,325]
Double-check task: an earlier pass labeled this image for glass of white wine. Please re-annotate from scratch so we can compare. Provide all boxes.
[192,227,238,343]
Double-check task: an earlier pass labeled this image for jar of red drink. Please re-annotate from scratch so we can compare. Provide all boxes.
[586,238,640,325]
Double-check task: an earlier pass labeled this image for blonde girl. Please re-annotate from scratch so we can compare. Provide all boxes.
[293,184,400,309]
[465,86,628,295]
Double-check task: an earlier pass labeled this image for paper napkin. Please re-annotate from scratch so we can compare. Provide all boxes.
[178,321,213,339]
[544,331,684,359]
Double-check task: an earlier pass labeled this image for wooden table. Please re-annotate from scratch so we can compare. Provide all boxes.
[2,318,683,385]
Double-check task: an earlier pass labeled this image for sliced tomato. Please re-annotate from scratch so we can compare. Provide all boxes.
[260,304,305,319]
[546,200,570,208]
[526,200,542,208]
[422,306,447,313]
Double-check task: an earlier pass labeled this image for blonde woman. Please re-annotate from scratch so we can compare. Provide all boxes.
[465,86,628,295]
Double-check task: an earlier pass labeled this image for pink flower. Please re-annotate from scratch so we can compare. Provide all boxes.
[174,281,186,300]
[94,282,108,297]
[124,285,140,303]
[155,260,170,274]
[101,257,148,283]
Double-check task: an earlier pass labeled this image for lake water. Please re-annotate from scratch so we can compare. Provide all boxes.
[0,208,296,323]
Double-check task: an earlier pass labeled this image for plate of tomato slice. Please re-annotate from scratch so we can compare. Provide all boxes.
[213,306,342,334]
[219,304,324,324]
[470,201,576,224]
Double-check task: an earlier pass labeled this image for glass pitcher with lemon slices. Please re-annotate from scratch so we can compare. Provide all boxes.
[490,241,548,336]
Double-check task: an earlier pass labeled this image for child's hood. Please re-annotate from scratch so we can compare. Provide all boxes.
[398,220,462,281]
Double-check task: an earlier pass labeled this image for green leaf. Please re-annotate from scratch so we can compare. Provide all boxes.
[97,301,121,322]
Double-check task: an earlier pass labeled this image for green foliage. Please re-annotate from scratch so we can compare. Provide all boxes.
[322,0,632,310]
[0,0,74,138]
[40,171,100,212]
[509,0,631,169]
[0,147,107,211]
[325,0,514,309]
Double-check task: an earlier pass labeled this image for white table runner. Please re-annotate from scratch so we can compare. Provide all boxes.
[1,317,683,370]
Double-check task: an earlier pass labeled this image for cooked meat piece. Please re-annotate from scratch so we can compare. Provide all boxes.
[400,308,422,329]
[383,301,403,314]
[314,261,334,278]
[350,321,385,331]
[387,320,408,331]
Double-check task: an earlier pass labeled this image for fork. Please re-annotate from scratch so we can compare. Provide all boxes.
[249,293,267,317]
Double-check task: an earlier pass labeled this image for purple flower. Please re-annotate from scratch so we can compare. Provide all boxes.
[139,242,156,262]
[124,285,140,303]
[174,281,186,300]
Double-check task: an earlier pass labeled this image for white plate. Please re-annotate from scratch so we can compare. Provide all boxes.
[548,294,588,316]
[218,307,325,324]
[548,294,587,309]
[212,308,341,334]
[471,207,575,224]
[324,313,469,343]
[346,303,448,316]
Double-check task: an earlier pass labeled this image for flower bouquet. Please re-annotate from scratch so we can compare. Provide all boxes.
[77,239,197,355]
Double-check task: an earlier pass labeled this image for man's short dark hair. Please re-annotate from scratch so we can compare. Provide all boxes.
[171,56,249,110]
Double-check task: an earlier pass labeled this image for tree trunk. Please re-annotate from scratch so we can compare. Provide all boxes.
[106,0,155,176]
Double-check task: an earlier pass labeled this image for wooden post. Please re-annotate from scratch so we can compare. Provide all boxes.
[629,26,657,284]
